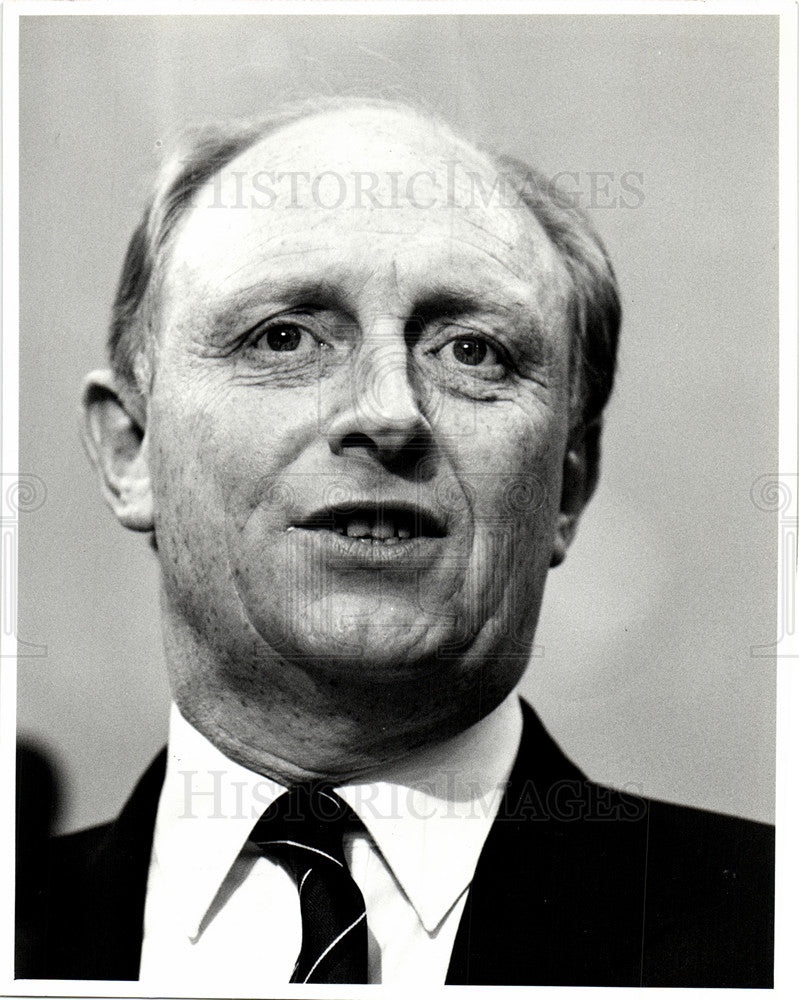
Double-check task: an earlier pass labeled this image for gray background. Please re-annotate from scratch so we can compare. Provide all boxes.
[17,13,778,832]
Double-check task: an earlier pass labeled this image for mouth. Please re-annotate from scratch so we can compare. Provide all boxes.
[290,504,446,545]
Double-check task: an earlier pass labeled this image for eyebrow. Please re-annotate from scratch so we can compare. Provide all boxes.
[409,288,515,321]
[208,277,348,318]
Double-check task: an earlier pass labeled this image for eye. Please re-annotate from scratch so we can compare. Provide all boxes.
[451,337,489,366]
[259,323,307,352]
[246,319,332,362]
[437,334,506,376]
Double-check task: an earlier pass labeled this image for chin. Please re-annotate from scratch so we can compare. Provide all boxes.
[258,594,471,678]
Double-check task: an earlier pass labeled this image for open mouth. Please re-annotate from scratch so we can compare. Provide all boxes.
[291,504,446,544]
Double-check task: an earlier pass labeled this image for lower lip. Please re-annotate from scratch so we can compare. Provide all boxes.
[288,527,445,567]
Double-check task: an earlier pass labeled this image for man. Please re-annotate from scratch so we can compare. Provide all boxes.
[17,98,774,987]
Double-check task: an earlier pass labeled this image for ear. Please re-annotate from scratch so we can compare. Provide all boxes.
[81,370,154,532]
[550,416,602,567]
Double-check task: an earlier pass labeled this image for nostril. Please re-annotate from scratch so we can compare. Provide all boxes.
[328,414,433,471]
[340,432,378,453]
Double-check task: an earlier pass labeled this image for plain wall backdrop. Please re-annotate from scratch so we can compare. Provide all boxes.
[16,12,778,832]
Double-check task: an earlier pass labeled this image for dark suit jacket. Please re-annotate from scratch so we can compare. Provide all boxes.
[16,702,774,986]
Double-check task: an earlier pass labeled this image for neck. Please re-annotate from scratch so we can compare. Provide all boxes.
[160,611,526,785]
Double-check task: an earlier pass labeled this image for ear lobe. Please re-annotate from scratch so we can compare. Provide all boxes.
[81,370,154,532]
[550,417,602,568]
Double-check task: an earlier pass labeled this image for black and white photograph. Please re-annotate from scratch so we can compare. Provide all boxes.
[3,1,796,994]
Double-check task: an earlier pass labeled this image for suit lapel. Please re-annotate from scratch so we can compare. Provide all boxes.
[446,701,650,986]
[94,748,168,977]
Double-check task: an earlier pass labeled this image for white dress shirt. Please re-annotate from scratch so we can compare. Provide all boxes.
[139,694,522,989]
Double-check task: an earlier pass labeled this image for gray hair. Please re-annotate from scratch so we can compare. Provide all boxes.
[108,97,620,428]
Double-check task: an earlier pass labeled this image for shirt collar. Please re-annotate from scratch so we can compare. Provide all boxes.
[153,695,522,940]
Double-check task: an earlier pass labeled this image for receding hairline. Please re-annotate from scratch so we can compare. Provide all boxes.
[163,105,566,297]
[166,101,516,248]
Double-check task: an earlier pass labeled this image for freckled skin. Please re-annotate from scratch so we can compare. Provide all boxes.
[140,108,587,782]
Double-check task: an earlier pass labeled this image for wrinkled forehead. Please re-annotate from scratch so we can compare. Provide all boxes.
[163,107,568,315]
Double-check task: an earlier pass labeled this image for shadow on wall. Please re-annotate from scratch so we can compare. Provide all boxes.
[16,740,64,972]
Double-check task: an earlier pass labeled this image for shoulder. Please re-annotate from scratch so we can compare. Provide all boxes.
[16,821,117,978]
[634,795,773,986]
[644,793,774,869]
[482,700,774,986]
[16,751,166,980]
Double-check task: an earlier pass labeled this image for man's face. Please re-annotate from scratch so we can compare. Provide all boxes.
[143,108,577,741]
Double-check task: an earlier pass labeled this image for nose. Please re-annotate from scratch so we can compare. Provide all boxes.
[326,335,430,467]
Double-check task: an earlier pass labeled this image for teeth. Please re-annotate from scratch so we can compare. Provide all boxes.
[302,512,422,541]
[341,517,411,542]
[346,519,371,538]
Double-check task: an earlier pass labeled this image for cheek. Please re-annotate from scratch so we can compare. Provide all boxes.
[438,403,566,621]
[149,399,218,514]
[147,409,226,606]
[150,385,316,510]
[448,404,566,531]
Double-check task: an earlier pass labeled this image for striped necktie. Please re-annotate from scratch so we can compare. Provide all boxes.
[251,784,368,984]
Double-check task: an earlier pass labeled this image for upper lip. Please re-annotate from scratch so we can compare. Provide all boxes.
[293,501,447,538]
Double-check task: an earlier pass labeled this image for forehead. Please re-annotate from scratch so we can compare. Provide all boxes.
[162,108,568,321]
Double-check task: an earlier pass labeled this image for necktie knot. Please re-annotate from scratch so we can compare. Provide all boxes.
[251,784,368,984]
[252,784,354,870]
